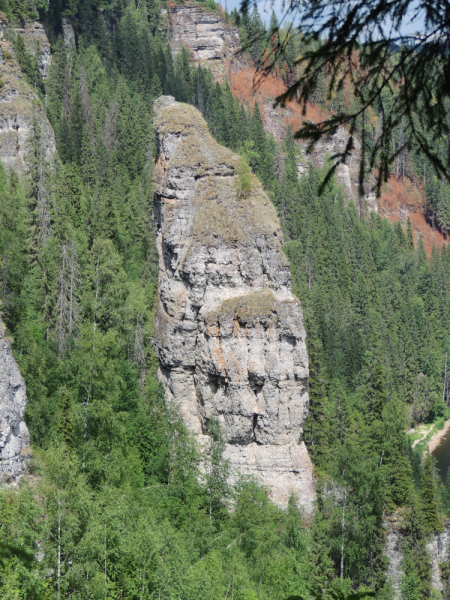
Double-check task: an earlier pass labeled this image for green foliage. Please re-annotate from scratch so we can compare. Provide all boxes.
[420,454,443,534]
[0,543,33,568]
[235,155,252,199]
[2,2,450,597]
[3,0,43,23]
[286,587,375,600]
[12,33,44,91]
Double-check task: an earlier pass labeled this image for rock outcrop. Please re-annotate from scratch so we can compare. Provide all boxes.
[166,3,244,81]
[296,126,378,212]
[427,528,449,594]
[385,513,450,598]
[261,100,377,212]
[0,320,30,481]
[384,517,405,599]
[0,33,55,173]
[0,14,7,40]
[62,17,76,49]
[13,20,51,79]
[152,96,315,511]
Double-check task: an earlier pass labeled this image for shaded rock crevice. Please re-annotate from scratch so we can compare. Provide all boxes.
[152,96,315,511]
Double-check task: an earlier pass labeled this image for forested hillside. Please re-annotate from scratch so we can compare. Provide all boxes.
[1,0,450,599]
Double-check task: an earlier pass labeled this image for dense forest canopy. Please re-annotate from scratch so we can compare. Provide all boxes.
[1,1,450,599]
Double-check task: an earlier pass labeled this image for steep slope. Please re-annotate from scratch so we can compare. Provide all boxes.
[227,53,445,252]
[0,320,30,481]
[152,96,315,511]
[0,23,55,174]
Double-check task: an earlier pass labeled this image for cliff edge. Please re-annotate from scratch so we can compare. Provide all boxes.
[152,96,315,511]
[0,320,30,481]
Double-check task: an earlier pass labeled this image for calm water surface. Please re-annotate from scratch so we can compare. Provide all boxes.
[432,425,450,483]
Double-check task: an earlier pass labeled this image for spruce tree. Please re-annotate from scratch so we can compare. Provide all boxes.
[420,453,443,534]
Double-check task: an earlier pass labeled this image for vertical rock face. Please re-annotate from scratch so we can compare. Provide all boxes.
[384,519,405,599]
[261,102,378,212]
[0,33,55,174]
[427,528,449,593]
[297,126,378,212]
[166,3,243,81]
[0,15,7,40]
[152,96,315,511]
[0,321,30,481]
[13,21,51,79]
[385,514,450,598]
[62,17,76,49]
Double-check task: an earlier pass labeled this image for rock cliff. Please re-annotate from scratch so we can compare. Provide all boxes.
[260,100,377,211]
[0,320,30,481]
[152,95,315,511]
[166,3,244,81]
[13,20,51,79]
[385,513,450,598]
[0,29,55,174]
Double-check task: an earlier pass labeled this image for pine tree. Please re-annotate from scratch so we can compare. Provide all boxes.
[420,453,443,534]
[303,312,330,467]
[386,447,413,509]
[407,217,414,250]
[56,240,82,356]
[401,546,421,600]
[360,336,387,446]
[26,115,52,260]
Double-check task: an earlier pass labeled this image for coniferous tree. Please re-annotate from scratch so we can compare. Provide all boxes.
[420,453,443,535]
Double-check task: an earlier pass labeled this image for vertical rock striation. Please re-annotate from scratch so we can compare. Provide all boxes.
[152,96,315,511]
[0,320,30,481]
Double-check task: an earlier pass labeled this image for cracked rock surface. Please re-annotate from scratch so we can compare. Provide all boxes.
[0,320,30,481]
[152,96,315,511]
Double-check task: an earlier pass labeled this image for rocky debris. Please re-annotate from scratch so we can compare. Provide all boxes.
[0,35,55,174]
[166,3,244,81]
[13,20,51,79]
[0,320,30,481]
[152,96,315,512]
[62,17,76,49]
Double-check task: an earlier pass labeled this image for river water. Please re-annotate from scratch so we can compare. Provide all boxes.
[432,425,450,483]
